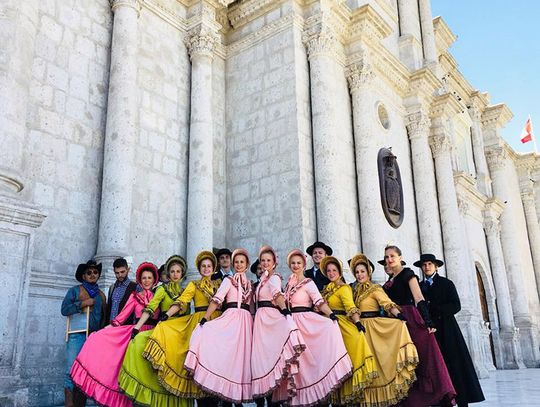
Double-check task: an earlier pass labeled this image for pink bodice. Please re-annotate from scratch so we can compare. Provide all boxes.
[285,278,324,308]
[111,289,156,326]
[213,275,253,306]
[256,273,283,302]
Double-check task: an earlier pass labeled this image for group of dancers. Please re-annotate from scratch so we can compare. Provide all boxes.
[61,242,485,407]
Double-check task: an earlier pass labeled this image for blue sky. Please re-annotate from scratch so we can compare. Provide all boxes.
[431,1,540,152]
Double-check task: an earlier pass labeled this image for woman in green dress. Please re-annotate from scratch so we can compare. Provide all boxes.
[118,255,191,407]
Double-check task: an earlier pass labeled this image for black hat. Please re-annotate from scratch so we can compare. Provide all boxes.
[75,260,102,282]
[250,259,260,275]
[306,241,333,256]
[413,253,444,268]
[215,248,232,258]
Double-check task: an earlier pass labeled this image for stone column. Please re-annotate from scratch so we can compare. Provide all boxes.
[483,201,525,368]
[485,146,540,366]
[397,0,423,70]
[303,30,347,257]
[417,0,438,66]
[520,183,540,295]
[430,130,474,308]
[0,0,39,195]
[95,0,140,272]
[405,109,444,258]
[185,31,216,280]
[468,93,492,196]
[347,58,384,270]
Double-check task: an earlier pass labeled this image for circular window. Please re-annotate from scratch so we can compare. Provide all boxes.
[377,103,390,130]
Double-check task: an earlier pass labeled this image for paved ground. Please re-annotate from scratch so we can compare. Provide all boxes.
[241,368,540,406]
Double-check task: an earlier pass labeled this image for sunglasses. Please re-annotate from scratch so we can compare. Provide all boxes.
[85,269,99,276]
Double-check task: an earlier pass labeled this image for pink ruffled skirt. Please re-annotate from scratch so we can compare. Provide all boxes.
[251,307,305,401]
[70,324,153,407]
[184,308,253,403]
[275,311,353,406]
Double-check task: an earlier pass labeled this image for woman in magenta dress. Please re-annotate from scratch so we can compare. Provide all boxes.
[382,245,456,406]
[184,248,254,404]
[70,262,159,407]
[251,245,305,405]
[277,249,352,406]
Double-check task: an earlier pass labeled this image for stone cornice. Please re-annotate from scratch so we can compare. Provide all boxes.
[348,44,409,96]
[177,0,235,8]
[454,171,489,221]
[228,0,287,29]
[349,4,392,45]
[407,67,441,100]
[140,0,187,31]
[433,16,456,53]
[430,92,461,120]
[227,13,302,57]
[0,195,46,229]
[481,103,513,130]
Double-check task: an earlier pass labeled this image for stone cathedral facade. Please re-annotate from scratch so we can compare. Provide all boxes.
[1,0,540,404]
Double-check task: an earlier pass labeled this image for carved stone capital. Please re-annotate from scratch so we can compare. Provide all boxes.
[110,0,141,14]
[457,196,470,216]
[185,32,217,60]
[346,56,374,92]
[485,147,508,172]
[303,31,340,60]
[483,216,500,236]
[520,187,535,206]
[405,110,431,141]
[481,104,513,130]
[429,131,452,158]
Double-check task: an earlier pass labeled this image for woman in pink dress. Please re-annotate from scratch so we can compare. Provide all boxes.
[184,248,254,404]
[251,245,305,405]
[278,249,353,406]
[70,262,159,407]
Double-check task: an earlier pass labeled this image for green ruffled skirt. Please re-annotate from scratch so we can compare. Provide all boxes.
[118,329,193,407]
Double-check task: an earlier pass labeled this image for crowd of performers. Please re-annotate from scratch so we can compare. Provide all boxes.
[61,242,485,407]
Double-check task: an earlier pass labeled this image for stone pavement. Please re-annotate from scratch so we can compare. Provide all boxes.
[240,368,540,406]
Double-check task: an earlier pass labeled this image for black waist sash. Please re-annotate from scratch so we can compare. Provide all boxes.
[257,301,278,309]
[290,306,313,313]
[223,302,250,311]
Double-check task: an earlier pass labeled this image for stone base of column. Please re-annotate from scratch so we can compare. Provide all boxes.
[515,320,540,367]
[456,312,490,378]
[498,328,526,369]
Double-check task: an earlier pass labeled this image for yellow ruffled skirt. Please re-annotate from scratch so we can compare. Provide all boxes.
[331,315,378,405]
[359,316,419,407]
[143,310,221,398]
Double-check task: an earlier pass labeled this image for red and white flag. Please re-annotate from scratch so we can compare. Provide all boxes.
[520,116,534,144]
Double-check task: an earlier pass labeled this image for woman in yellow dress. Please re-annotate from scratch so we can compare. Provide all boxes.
[320,256,377,405]
[350,253,419,407]
[143,250,222,406]
[118,255,191,407]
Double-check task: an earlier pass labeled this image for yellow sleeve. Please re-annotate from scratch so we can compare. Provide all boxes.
[144,286,165,313]
[372,286,400,312]
[174,282,196,313]
[339,285,360,318]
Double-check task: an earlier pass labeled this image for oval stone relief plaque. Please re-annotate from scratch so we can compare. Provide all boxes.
[378,148,404,228]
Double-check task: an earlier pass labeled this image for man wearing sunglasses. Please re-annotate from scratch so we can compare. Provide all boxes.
[61,260,107,407]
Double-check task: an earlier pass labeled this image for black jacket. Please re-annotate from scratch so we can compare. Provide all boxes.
[421,273,485,404]
[106,280,137,325]
[304,266,330,292]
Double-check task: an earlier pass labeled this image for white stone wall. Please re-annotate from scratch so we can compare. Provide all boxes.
[130,7,191,266]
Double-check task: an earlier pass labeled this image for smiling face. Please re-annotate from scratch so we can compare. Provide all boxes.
[289,255,305,275]
[82,267,99,284]
[140,270,156,290]
[260,252,275,272]
[325,263,341,282]
[421,261,437,277]
[199,258,214,278]
[384,248,402,269]
[311,247,326,266]
[233,254,248,273]
[354,264,369,284]
[168,263,183,282]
